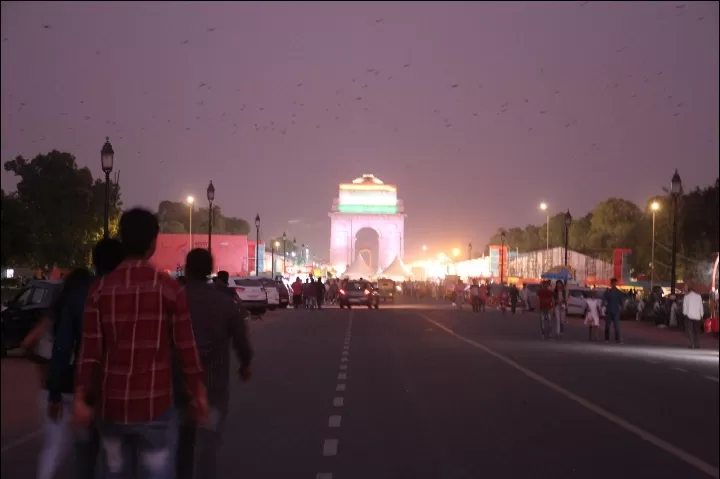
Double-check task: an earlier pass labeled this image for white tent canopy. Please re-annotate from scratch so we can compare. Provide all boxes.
[379,255,412,281]
[340,254,376,280]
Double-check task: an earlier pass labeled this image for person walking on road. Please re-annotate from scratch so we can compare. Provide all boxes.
[509,284,520,314]
[291,277,303,308]
[315,277,325,310]
[682,283,705,349]
[603,278,624,344]
[40,239,125,479]
[177,249,253,479]
[583,289,602,341]
[537,281,555,339]
[453,279,465,310]
[73,208,209,479]
[553,280,567,339]
[469,279,481,312]
[478,283,488,312]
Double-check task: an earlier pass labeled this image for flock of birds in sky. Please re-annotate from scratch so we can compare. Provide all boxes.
[1,2,714,165]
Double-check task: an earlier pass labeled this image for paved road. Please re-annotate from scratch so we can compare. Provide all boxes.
[2,303,718,478]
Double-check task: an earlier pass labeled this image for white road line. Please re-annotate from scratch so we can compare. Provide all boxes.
[329,415,342,427]
[704,376,719,382]
[0,429,42,454]
[336,384,346,391]
[340,364,348,370]
[343,345,350,350]
[671,367,689,373]
[316,473,333,479]
[333,397,344,407]
[338,372,347,380]
[341,356,349,362]
[322,439,338,456]
[421,314,720,479]
[341,351,349,356]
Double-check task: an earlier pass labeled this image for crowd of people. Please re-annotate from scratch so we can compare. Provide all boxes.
[22,207,252,479]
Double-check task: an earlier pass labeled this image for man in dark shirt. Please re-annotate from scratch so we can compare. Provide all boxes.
[603,278,624,343]
[178,249,253,479]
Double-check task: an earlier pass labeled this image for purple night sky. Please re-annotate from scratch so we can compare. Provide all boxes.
[1,1,718,261]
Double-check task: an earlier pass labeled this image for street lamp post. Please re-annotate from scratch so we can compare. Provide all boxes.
[101,137,114,239]
[206,181,215,254]
[272,241,279,277]
[468,242,472,261]
[500,232,506,284]
[540,202,550,271]
[670,170,682,295]
[282,232,287,275]
[650,201,660,292]
[186,196,194,250]
[564,210,572,266]
[255,214,261,276]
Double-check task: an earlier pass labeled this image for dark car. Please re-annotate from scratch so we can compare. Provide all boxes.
[338,280,380,309]
[1,280,63,357]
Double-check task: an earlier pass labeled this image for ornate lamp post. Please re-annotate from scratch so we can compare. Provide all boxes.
[206,181,215,254]
[670,170,682,295]
[282,232,287,275]
[272,241,279,277]
[255,214,261,275]
[650,201,660,292]
[539,202,550,271]
[101,137,114,239]
[500,232,506,284]
[564,210,572,266]
[186,196,194,250]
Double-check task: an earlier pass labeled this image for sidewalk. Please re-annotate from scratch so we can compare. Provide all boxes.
[567,316,718,350]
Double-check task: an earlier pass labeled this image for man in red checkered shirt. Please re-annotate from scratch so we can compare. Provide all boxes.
[73,208,208,479]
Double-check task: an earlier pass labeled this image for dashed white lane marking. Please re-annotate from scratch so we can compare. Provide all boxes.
[704,376,719,382]
[421,314,720,479]
[341,351,349,356]
[316,474,333,479]
[343,345,350,350]
[322,439,339,456]
[341,356,349,362]
[340,364,348,370]
[329,415,342,427]
[338,372,347,380]
[671,367,689,373]
[336,384,346,391]
[333,397,344,407]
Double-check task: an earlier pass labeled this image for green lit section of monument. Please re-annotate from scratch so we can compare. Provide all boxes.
[337,204,398,214]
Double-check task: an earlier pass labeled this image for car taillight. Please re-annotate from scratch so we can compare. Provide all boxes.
[339,289,346,295]
[364,289,370,295]
[235,287,245,292]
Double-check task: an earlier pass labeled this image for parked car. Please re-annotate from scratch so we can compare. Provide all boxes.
[524,283,543,311]
[256,278,281,310]
[272,280,290,308]
[338,280,380,309]
[229,277,268,316]
[1,280,63,357]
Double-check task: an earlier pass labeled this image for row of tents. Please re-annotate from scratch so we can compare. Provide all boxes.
[340,254,412,281]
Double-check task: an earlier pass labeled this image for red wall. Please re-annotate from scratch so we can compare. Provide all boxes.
[151,234,249,275]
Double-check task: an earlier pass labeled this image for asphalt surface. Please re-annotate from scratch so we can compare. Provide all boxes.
[2,301,718,479]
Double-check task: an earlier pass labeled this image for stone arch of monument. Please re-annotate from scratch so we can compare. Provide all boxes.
[329,174,405,273]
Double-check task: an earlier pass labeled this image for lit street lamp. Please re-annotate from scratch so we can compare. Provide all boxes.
[101,137,114,239]
[500,232,506,284]
[272,241,279,277]
[186,196,194,250]
[670,170,682,295]
[255,214,261,275]
[282,232,287,275]
[539,202,550,271]
[452,247,461,258]
[650,201,660,291]
[206,181,215,254]
[564,210,572,266]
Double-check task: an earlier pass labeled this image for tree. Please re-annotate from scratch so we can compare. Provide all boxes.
[3,150,121,268]
[1,189,31,266]
[157,200,249,235]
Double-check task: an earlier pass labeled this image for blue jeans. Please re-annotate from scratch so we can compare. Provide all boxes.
[177,408,225,479]
[604,312,622,342]
[540,310,552,338]
[98,408,178,479]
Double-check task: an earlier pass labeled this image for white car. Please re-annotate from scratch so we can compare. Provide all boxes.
[229,277,268,314]
[256,278,280,310]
